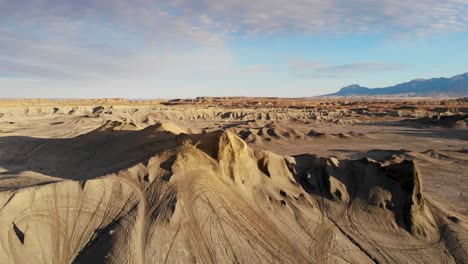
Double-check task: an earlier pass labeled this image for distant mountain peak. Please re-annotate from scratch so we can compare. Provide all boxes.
[324,72,468,97]
[334,84,370,95]
[342,84,361,88]
[452,72,468,80]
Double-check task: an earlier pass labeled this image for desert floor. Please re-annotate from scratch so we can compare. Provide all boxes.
[0,97,467,263]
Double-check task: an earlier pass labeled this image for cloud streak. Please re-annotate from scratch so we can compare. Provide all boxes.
[290,59,407,78]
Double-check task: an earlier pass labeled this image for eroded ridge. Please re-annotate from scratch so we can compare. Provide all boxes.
[0,121,466,264]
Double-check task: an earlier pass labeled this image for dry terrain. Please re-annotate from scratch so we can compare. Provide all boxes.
[0,97,467,263]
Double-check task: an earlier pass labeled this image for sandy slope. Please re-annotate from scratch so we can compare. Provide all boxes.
[0,98,467,263]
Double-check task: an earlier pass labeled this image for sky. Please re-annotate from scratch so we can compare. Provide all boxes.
[0,0,467,98]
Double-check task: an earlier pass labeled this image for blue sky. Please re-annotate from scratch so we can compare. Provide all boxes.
[0,0,467,98]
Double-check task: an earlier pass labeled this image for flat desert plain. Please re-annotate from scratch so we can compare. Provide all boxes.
[0,97,467,263]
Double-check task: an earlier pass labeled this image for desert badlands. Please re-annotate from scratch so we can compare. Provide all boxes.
[0,97,467,264]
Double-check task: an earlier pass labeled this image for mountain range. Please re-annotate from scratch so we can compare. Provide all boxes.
[325,72,468,97]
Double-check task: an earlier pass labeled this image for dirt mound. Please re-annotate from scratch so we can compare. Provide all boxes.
[408,114,468,128]
[432,114,468,128]
[291,155,439,236]
[422,149,455,161]
[0,121,185,180]
[95,120,141,132]
[232,122,303,143]
[306,130,365,139]
[142,121,186,135]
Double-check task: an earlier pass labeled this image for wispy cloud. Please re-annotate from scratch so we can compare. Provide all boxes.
[168,0,468,35]
[289,59,407,78]
[1,1,467,41]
